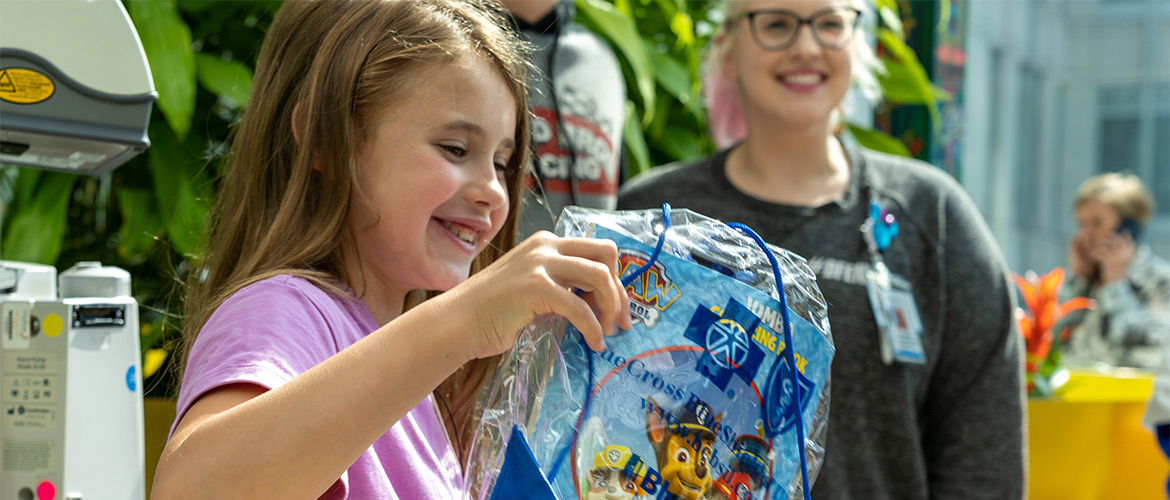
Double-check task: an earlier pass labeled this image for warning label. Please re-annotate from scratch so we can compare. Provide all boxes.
[0,68,55,104]
[1,439,54,473]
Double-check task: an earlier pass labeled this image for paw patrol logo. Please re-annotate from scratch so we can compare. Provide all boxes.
[619,251,682,328]
[706,318,750,369]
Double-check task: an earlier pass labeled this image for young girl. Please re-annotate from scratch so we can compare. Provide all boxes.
[619,0,1024,498]
[150,1,630,498]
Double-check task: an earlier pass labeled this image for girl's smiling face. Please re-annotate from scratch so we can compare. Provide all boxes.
[347,55,517,304]
[722,0,857,132]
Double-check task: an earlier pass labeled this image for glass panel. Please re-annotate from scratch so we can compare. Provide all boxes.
[1097,117,1140,174]
[1154,116,1170,215]
[1014,67,1043,226]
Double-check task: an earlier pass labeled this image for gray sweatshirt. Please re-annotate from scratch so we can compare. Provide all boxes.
[618,139,1026,500]
[512,0,626,239]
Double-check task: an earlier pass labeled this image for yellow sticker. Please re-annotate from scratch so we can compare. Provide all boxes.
[0,68,55,104]
[43,314,63,338]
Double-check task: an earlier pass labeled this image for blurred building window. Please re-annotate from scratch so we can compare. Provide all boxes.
[1155,87,1170,216]
[1015,66,1044,226]
[1154,114,1169,215]
[1096,86,1140,173]
[1096,84,1168,215]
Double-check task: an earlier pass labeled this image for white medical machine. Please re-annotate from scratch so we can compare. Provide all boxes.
[2,262,144,500]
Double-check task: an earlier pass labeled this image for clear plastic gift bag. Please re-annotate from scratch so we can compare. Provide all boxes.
[464,206,834,500]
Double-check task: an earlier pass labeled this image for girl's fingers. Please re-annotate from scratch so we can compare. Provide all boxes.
[545,285,607,352]
[512,234,632,337]
[614,273,633,330]
[546,255,628,336]
[607,272,632,331]
[554,238,632,331]
[580,284,627,337]
[554,237,621,277]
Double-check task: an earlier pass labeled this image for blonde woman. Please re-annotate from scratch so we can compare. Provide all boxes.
[619,1,1025,498]
[1062,172,1170,369]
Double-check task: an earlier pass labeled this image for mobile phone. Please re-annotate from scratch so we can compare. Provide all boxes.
[1117,218,1143,242]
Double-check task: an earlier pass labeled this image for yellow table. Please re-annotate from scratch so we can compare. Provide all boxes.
[1029,369,1168,500]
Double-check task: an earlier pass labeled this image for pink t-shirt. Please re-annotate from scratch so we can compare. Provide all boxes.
[172,275,463,499]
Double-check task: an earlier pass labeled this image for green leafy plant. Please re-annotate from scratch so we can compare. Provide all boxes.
[576,0,718,177]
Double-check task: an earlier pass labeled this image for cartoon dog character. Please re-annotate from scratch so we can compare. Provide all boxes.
[645,396,720,500]
[712,434,773,500]
[586,445,647,500]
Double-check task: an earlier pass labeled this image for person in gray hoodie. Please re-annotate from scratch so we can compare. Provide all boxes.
[500,0,627,239]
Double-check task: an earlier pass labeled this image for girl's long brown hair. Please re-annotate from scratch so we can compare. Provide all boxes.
[181,0,531,460]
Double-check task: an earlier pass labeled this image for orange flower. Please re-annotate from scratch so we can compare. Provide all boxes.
[1011,268,1094,394]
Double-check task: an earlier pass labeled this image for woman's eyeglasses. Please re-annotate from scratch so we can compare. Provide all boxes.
[742,7,863,51]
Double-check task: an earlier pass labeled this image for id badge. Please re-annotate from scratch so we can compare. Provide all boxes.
[865,264,925,365]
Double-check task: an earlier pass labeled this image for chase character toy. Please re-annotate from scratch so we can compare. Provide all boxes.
[645,396,721,500]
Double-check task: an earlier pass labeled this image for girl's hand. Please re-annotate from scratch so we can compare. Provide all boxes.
[1090,233,1136,284]
[445,231,633,361]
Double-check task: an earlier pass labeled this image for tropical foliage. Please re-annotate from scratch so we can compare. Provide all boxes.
[0,0,945,395]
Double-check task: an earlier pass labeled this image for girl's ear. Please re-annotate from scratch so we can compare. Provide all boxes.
[291,101,323,172]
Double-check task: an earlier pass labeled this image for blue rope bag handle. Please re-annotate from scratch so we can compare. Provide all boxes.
[726,222,811,500]
[547,203,673,481]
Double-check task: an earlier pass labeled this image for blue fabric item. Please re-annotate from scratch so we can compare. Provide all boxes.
[490,426,557,500]
[1158,424,1169,498]
[1158,423,1169,457]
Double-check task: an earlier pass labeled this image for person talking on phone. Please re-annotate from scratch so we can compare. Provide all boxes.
[1062,172,1170,370]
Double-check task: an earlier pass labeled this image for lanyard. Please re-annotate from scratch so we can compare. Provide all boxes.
[860,197,926,365]
[860,197,899,284]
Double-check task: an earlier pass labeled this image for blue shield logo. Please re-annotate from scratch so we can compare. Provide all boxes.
[684,299,765,391]
[764,349,815,436]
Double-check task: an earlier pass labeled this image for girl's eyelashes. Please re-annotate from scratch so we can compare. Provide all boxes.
[439,142,514,173]
[439,144,468,159]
